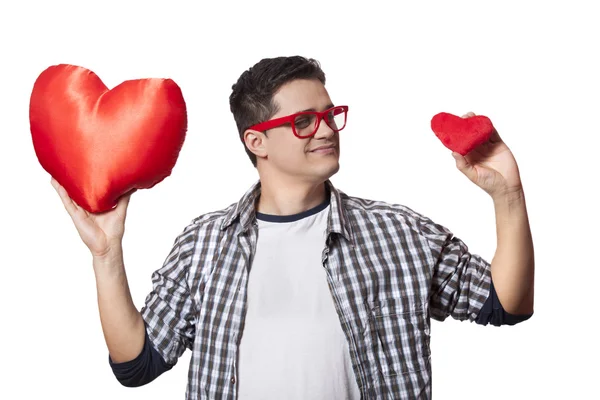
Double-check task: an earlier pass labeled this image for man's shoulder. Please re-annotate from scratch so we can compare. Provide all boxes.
[340,191,424,224]
[338,190,451,238]
[174,202,238,240]
[190,202,237,228]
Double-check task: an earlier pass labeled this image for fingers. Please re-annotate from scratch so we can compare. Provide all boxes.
[489,128,502,143]
[115,188,136,217]
[462,111,476,118]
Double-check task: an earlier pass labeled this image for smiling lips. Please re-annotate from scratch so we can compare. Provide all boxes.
[310,145,336,154]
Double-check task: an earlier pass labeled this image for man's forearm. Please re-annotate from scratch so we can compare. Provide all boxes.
[490,187,535,315]
[94,247,146,363]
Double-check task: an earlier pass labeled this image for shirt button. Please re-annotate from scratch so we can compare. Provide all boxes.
[231,376,236,384]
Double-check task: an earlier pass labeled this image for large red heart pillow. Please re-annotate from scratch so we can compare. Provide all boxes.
[29,64,187,213]
[430,112,494,155]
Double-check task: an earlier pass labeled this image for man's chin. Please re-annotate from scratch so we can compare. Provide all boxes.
[285,160,340,183]
[316,162,340,181]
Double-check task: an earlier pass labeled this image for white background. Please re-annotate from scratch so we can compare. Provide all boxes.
[1,0,598,399]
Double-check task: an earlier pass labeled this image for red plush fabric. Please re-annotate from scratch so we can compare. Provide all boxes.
[430,112,494,155]
[29,64,187,213]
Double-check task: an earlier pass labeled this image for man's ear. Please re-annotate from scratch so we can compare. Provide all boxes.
[244,129,268,160]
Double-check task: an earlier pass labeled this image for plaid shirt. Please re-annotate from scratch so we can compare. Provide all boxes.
[140,179,492,399]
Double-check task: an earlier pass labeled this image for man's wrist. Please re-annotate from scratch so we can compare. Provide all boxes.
[492,186,526,211]
[93,245,125,274]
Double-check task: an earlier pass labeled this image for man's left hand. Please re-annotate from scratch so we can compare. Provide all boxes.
[451,112,523,200]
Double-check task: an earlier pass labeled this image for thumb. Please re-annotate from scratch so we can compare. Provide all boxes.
[451,152,477,182]
[115,188,136,215]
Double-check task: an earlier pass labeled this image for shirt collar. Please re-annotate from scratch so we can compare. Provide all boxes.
[220,179,354,243]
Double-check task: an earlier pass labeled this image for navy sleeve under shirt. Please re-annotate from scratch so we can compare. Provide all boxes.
[476,279,533,326]
[109,325,173,387]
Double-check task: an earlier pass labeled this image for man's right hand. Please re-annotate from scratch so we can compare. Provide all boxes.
[51,176,145,364]
[51,177,136,258]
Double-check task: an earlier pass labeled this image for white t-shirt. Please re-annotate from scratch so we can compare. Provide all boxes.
[237,200,362,400]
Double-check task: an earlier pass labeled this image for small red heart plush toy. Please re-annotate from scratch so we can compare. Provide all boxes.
[430,112,495,155]
[29,64,187,213]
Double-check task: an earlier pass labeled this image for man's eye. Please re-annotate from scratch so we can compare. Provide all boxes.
[295,118,311,128]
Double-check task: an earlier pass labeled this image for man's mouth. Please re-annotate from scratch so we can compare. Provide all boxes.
[310,145,336,153]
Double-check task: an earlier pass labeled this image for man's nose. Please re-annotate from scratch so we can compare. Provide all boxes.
[313,117,335,139]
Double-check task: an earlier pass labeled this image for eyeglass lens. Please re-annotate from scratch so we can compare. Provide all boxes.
[293,107,347,137]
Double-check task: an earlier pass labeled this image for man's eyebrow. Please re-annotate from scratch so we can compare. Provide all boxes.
[295,103,335,113]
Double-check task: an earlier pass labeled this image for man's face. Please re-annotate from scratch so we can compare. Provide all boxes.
[249,78,341,184]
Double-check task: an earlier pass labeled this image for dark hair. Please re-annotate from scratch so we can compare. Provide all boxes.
[229,56,326,167]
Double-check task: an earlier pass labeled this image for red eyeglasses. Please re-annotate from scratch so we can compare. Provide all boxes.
[248,105,349,139]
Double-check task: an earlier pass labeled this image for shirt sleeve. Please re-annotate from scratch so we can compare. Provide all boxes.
[139,225,198,366]
[417,215,492,322]
[476,279,533,326]
[108,322,174,387]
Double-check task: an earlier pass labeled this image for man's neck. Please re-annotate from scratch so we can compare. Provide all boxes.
[256,176,328,216]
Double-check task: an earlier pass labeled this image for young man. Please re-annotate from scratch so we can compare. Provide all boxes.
[52,56,534,399]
